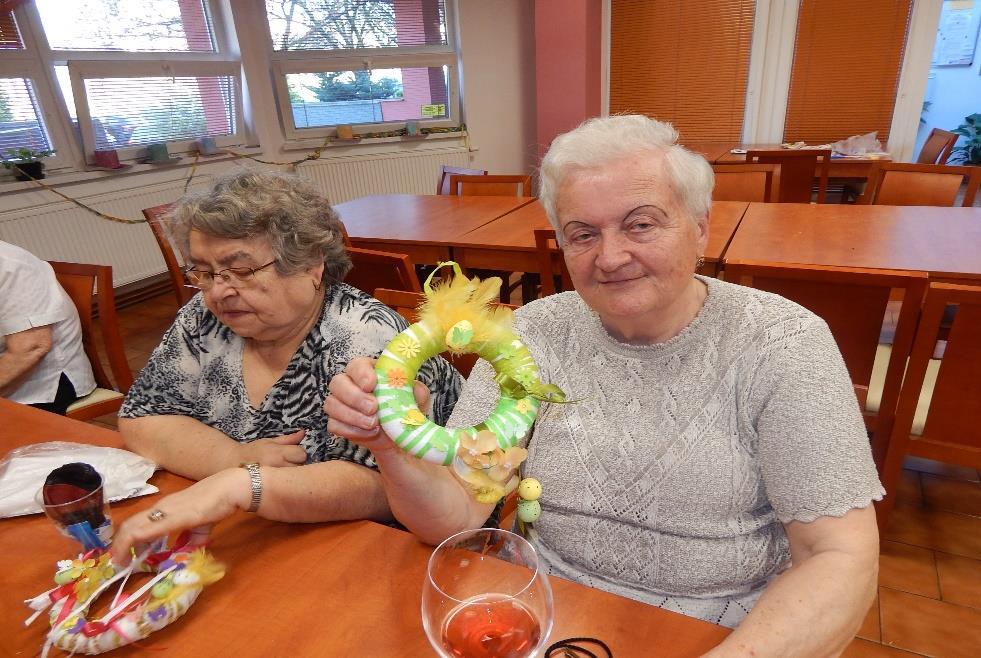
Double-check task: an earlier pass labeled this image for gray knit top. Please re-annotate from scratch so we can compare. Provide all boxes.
[447,276,884,627]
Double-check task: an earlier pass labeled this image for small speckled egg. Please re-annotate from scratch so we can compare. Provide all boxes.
[517,499,541,523]
[517,478,542,501]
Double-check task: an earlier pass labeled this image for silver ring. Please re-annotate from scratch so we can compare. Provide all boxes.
[147,509,166,522]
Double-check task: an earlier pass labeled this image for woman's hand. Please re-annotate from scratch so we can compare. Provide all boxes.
[324,357,431,455]
[110,468,251,564]
[239,429,307,467]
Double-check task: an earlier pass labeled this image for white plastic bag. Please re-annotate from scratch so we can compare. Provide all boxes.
[0,441,158,518]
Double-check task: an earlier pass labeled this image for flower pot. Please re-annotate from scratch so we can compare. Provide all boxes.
[11,161,45,181]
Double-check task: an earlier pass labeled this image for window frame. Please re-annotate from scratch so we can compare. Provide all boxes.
[264,0,462,141]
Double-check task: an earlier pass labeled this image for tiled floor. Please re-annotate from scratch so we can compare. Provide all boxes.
[95,293,981,656]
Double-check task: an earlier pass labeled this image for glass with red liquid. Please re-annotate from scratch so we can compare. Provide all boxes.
[422,528,554,658]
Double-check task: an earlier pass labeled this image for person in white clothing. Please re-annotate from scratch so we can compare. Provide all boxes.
[0,241,96,414]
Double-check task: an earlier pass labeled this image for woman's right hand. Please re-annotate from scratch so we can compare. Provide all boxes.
[325,357,430,456]
[239,429,307,467]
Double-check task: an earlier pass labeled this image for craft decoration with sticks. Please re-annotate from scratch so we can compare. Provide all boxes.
[24,533,224,657]
[374,262,566,504]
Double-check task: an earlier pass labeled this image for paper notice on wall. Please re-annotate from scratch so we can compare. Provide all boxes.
[421,104,446,117]
[933,0,980,66]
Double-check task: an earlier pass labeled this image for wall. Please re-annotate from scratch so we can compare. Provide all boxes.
[455,0,538,176]
[915,36,981,157]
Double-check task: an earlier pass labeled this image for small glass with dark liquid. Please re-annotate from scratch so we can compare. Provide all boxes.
[423,528,553,658]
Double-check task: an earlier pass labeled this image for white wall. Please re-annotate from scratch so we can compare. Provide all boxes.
[456,0,538,175]
[914,18,981,157]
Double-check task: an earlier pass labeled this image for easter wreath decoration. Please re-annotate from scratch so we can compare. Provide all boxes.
[24,533,224,657]
[374,262,566,506]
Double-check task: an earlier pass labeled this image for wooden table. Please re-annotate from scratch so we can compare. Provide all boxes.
[0,400,729,657]
[335,194,535,265]
[453,200,750,277]
[724,203,981,282]
[716,144,891,179]
[681,142,736,163]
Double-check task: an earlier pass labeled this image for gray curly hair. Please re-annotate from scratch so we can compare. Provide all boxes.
[168,169,351,284]
[538,115,714,233]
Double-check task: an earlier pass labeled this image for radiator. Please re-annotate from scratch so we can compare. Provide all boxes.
[0,145,470,287]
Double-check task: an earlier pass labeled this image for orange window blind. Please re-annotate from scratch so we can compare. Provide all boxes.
[783,0,913,144]
[0,9,22,49]
[609,0,756,142]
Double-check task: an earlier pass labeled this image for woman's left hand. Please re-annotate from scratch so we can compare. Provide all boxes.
[110,468,251,564]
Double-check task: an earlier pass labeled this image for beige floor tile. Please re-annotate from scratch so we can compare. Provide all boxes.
[878,541,939,599]
[895,469,923,507]
[841,637,923,657]
[921,474,981,517]
[885,504,981,560]
[903,456,979,482]
[937,551,981,609]
[879,587,981,657]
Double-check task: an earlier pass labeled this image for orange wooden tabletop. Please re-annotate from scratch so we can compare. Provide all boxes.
[335,194,535,245]
[724,203,981,281]
[716,144,891,178]
[681,142,737,163]
[0,400,729,657]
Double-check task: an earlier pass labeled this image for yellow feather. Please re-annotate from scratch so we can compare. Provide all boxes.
[419,271,509,340]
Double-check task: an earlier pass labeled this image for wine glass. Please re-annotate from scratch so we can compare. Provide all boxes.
[422,528,554,658]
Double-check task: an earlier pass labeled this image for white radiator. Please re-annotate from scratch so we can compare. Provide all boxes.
[0,145,470,287]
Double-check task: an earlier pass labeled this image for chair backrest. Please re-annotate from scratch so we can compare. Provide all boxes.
[437,165,487,195]
[374,288,518,377]
[877,282,981,530]
[916,128,958,165]
[534,228,572,297]
[48,261,133,394]
[344,247,421,296]
[747,149,831,203]
[724,260,927,463]
[711,164,779,202]
[142,203,195,307]
[859,162,981,207]
[448,174,534,197]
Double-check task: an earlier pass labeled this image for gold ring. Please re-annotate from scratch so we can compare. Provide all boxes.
[147,509,166,522]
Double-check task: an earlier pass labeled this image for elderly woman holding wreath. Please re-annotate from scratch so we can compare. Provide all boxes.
[111,171,461,556]
[326,116,883,656]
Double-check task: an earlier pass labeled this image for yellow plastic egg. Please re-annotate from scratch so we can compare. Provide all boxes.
[517,477,542,501]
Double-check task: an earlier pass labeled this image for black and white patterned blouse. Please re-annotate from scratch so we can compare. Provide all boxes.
[120,283,462,467]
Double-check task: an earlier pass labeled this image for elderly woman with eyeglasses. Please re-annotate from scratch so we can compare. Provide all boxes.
[111,170,460,557]
[325,116,883,656]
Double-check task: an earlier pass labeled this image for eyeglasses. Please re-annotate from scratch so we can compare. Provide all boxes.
[183,260,277,290]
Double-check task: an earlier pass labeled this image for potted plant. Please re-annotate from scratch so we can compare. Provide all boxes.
[2,147,54,181]
[950,113,981,165]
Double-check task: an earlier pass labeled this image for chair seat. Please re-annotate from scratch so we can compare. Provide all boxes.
[865,344,939,435]
[66,387,124,414]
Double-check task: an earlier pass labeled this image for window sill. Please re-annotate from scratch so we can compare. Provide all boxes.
[0,147,264,196]
[281,130,467,152]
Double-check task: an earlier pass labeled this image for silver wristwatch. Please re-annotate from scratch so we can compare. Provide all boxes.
[240,462,262,513]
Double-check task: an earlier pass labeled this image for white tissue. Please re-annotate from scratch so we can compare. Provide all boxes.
[0,441,158,518]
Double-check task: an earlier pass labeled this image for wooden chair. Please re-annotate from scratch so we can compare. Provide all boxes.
[436,165,487,195]
[916,127,958,165]
[534,228,572,297]
[877,283,981,531]
[448,174,534,197]
[374,288,517,378]
[723,260,927,465]
[344,247,421,296]
[49,261,134,421]
[142,203,195,307]
[711,164,779,202]
[747,149,831,203]
[858,162,981,207]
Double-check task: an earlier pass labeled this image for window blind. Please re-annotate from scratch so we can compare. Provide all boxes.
[0,9,22,49]
[783,0,913,144]
[0,77,53,155]
[266,0,447,51]
[83,75,235,150]
[609,0,756,142]
[35,0,215,52]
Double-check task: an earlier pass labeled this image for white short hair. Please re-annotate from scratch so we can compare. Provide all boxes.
[538,115,714,231]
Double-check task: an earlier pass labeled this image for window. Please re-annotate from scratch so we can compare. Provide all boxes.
[264,0,459,140]
[0,0,245,169]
